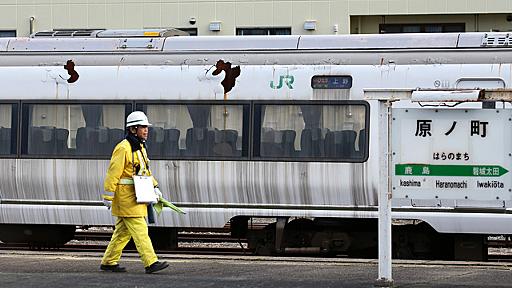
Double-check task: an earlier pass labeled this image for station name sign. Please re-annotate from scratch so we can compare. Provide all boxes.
[391,108,511,201]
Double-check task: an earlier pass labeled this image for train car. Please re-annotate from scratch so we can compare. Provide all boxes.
[0,29,511,260]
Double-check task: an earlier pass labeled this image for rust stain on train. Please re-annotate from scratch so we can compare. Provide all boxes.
[63,60,79,83]
[212,60,241,100]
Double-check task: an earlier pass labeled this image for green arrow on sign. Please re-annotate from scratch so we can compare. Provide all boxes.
[395,164,509,177]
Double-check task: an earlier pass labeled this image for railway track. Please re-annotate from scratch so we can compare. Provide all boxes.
[2,228,512,260]
[0,227,252,255]
[0,243,248,255]
[73,230,247,244]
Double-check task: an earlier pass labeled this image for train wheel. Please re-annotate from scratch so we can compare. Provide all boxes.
[392,222,456,260]
[247,223,276,256]
[282,218,316,249]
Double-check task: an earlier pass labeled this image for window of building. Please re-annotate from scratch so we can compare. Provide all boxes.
[253,102,369,162]
[22,103,129,157]
[379,23,465,34]
[138,103,249,159]
[0,30,16,37]
[236,27,291,36]
[0,104,17,156]
[177,28,198,36]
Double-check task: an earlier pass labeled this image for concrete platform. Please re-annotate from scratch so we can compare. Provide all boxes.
[0,250,511,288]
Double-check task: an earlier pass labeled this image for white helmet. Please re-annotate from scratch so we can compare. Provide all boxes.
[126,111,152,128]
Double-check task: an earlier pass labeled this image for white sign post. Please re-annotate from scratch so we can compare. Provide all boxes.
[375,99,394,287]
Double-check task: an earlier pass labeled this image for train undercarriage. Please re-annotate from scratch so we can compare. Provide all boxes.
[232,217,488,261]
[0,217,489,261]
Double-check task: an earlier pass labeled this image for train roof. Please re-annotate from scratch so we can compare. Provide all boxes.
[0,31,510,53]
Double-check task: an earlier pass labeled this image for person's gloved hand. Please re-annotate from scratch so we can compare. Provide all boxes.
[154,187,163,200]
[103,199,112,209]
[101,191,114,209]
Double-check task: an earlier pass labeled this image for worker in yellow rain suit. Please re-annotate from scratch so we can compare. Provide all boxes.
[100,111,169,274]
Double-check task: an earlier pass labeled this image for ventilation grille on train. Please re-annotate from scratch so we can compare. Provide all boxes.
[32,29,105,38]
[31,29,189,38]
[481,33,511,47]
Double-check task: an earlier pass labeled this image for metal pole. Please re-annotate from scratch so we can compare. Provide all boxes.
[375,100,394,287]
[29,16,35,36]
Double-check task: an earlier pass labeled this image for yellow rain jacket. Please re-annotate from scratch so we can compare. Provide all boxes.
[103,139,158,217]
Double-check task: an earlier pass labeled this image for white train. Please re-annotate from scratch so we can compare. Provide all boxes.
[0,30,511,260]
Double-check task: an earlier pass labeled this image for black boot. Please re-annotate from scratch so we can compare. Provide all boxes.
[145,261,169,274]
[100,264,127,273]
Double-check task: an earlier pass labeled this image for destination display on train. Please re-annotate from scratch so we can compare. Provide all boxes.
[391,108,512,202]
[311,75,352,89]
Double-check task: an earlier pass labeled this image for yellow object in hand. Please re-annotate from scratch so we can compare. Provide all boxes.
[154,198,186,215]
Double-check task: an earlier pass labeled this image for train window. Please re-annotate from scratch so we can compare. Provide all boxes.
[253,102,369,162]
[0,104,17,156]
[138,103,249,159]
[22,104,128,157]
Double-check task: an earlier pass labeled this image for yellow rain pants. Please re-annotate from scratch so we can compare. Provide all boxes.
[101,217,158,268]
